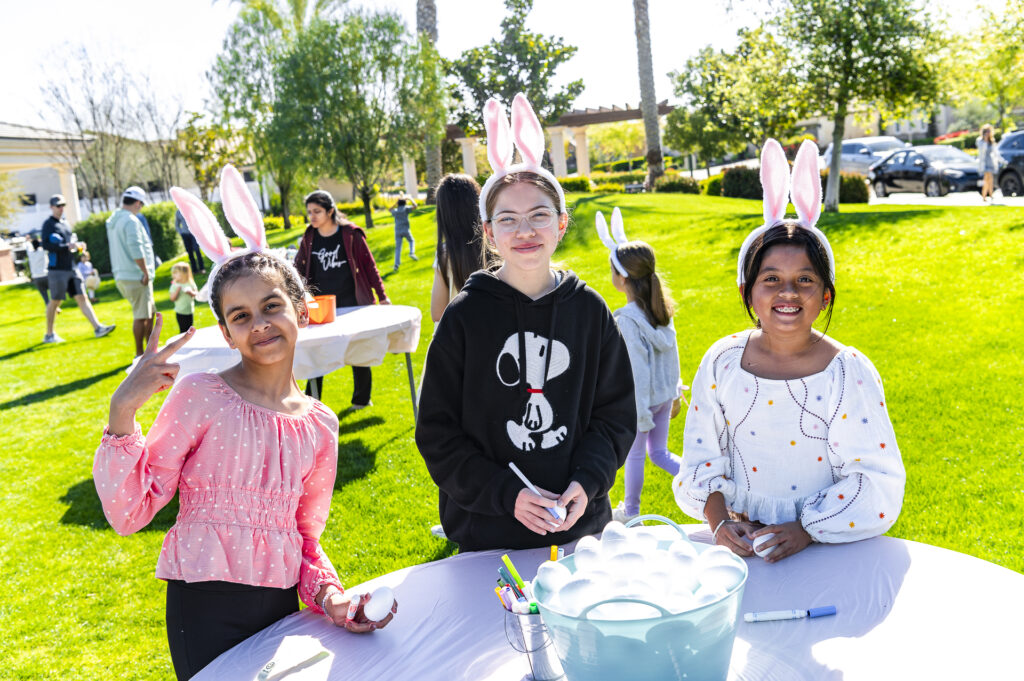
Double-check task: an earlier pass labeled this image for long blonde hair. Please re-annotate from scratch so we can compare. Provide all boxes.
[172,262,195,286]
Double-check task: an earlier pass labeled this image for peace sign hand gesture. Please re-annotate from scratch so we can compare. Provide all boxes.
[108,313,195,436]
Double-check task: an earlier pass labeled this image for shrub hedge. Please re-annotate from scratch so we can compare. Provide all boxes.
[75,201,182,275]
[590,170,648,185]
[721,166,762,199]
[263,216,286,231]
[701,174,724,196]
[594,182,625,193]
[655,175,700,194]
[557,176,593,192]
[820,171,870,203]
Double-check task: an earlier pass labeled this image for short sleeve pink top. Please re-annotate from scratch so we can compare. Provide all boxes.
[93,372,343,612]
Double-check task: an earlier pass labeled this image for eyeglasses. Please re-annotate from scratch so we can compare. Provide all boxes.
[488,209,558,233]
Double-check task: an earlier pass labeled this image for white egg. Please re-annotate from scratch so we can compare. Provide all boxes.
[665,590,698,614]
[534,561,572,595]
[646,569,673,592]
[693,584,728,607]
[362,586,395,622]
[698,563,745,593]
[668,539,699,560]
[606,550,646,576]
[630,527,662,554]
[557,575,602,616]
[571,545,603,573]
[753,533,777,558]
[575,534,601,553]
[601,521,632,555]
[697,545,739,570]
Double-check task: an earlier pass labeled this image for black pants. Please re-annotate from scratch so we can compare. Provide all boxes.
[305,366,372,405]
[181,233,205,273]
[165,580,299,681]
[176,313,194,335]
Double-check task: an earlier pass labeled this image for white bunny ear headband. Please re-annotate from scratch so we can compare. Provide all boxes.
[170,164,301,321]
[478,93,567,223]
[736,138,835,287]
[595,207,630,277]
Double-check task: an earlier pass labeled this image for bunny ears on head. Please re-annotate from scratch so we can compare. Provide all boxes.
[736,138,835,287]
[478,93,566,223]
[595,207,630,277]
[170,164,292,320]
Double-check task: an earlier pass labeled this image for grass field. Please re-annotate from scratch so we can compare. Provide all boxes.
[1,193,1022,679]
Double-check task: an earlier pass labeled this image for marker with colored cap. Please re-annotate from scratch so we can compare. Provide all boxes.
[508,462,566,521]
[501,554,526,591]
[744,606,837,623]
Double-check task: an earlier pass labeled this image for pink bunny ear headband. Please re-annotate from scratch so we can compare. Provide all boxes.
[595,207,630,277]
[736,138,835,287]
[478,93,567,223]
[170,164,301,321]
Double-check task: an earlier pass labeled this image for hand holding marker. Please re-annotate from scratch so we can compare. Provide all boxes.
[509,462,566,522]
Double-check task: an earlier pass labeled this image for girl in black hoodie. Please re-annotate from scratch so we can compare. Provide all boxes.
[415,94,636,551]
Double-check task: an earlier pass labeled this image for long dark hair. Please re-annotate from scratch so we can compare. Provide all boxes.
[435,174,496,291]
[616,241,675,327]
[304,190,346,226]
[741,221,836,332]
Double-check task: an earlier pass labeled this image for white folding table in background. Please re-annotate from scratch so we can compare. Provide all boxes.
[161,304,422,418]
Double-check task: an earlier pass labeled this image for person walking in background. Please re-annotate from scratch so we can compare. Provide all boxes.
[977,124,1002,204]
[107,186,155,356]
[27,238,50,305]
[168,262,198,335]
[41,194,115,343]
[430,174,497,323]
[390,196,418,272]
[294,190,389,408]
[175,209,205,273]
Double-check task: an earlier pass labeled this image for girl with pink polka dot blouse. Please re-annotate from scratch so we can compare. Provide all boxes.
[93,170,395,681]
[673,140,905,563]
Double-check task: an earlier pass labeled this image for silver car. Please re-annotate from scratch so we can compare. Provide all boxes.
[822,136,911,175]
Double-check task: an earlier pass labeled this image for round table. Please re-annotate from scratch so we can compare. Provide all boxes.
[193,525,1022,680]
[161,304,422,417]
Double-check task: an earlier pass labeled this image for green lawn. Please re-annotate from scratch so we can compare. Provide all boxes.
[1,193,1022,679]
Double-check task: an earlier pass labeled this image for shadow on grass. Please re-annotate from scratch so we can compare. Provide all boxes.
[429,539,459,562]
[0,345,41,362]
[0,316,38,329]
[0,364,130,410]
[59,477,179,532]
[334,415,388,489]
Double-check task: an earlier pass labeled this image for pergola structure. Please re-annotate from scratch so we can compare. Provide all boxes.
[443,100,676,181]
[0,122,92,225]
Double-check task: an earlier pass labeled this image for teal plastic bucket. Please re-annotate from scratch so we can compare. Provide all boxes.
[533,515,746,681]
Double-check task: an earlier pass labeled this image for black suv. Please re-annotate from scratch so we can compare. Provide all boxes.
[997,130,1024,196]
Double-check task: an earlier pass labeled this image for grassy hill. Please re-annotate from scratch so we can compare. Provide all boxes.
[1,193,1021,679]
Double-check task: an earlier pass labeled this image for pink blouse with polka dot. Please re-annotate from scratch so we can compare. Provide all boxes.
[93,372,343,613]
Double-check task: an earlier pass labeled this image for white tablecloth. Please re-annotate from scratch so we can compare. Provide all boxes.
[163,305,421,381]
[194,525,1022,680]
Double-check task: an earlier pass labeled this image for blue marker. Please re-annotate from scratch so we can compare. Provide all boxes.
[744,606,837,623]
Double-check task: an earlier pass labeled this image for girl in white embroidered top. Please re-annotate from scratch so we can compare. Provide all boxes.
[673,139,905,563]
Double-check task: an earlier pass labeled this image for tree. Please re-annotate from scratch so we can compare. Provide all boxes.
[178,112,240,201]
[218,0,347,39]
[664,108,746,175]
[447,0,583,134]
[0,171,23,227]
[589,121,647,164]
[278,12,434,228]
[417,0,444,204]
[969,1,1024,131]
[672,27,807,154]
[135,81,184,199]
[633,0,664,188]
[780,0,943,212]
[210,9,309,229]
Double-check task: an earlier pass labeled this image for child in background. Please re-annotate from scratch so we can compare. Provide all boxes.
[430,173,497,322]
[391,196,418,271]
[596,208,684,523]
[27,238,50,304]
[94,167,395,681]
[674,139,905,563]
[77,251,100,301]
[417,94,636,551]
[168,262,198,334]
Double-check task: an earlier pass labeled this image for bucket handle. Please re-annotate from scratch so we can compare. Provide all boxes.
[624,514,689,539]
[578,597,672,621]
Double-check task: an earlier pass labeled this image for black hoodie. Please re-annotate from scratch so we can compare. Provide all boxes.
[416,269,637,551]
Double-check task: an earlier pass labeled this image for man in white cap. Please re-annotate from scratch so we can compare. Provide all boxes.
[106,186,155,356]
[40,193,115,343]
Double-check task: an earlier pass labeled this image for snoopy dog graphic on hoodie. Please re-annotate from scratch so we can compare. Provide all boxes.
[497,331,570,451]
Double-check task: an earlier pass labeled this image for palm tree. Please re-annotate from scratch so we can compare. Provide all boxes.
[221,0,347,40]
[417,0,443,204]
[633,0,664,189]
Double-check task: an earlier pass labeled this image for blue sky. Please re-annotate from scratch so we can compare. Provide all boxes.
[1,0,990,129]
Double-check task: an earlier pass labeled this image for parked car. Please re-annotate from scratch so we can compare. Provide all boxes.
[996,129,1024,196]
[822,136,910,175]
[867,146,982,197]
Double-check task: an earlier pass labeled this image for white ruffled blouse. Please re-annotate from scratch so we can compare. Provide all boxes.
[673,331,906,543]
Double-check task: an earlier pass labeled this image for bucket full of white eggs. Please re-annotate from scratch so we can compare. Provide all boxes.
[531,515,747,681]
